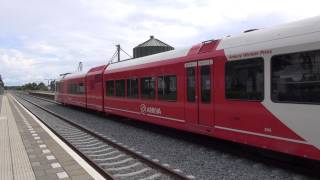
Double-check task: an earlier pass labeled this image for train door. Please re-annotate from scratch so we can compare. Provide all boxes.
[185,59,214,126]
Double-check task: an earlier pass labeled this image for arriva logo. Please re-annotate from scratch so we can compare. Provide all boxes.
[140,104,147,114]
[140,104,162,115]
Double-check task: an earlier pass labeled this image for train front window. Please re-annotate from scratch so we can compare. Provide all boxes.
[141,77,155,99]
[225,58,264,101]
[271,50,320,104]
[201,66,211,103]
[187,67,196,102]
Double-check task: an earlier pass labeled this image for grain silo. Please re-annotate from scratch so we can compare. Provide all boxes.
[133,35,174,58]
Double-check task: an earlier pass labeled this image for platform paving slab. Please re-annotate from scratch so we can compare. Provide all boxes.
[0,95,36,180]
[0,94,95,180]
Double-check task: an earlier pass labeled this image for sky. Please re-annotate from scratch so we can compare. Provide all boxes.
[1,0,320,86]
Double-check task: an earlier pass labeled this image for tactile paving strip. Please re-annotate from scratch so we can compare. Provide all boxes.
[8,95,94,180]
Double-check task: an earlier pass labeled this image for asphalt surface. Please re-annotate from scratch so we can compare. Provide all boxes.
[16,94,317,180]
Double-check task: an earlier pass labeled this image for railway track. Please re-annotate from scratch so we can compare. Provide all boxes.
[24,92,60,105]
[13,93,193,180]
[17,92,320,179]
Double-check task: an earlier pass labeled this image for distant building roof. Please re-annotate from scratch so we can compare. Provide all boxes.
[135,35,174,48]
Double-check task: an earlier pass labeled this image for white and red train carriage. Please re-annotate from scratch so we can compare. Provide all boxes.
[56,16,320,160]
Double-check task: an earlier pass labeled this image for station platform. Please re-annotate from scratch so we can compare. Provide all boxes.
[0,94,102,180]
[28,91,55,100]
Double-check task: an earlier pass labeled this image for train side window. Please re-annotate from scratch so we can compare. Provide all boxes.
[187,67,196,102]
[74,84,77,94]
[158,75,177,101]
[201,66,211,103]
[68,84,71,93]
[106,80,114,96]
[127,78,138,98]
[79,82,85,94]
[271,50,320,104]
[115,80,125,97]
[70,84,73,93]
[68,84,77,94]
[225,58,264,100]
[141,77,155,99]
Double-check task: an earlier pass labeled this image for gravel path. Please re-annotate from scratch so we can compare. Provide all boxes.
[17,94,316,180]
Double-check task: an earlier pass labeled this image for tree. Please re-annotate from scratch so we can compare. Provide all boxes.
[21,82,48,91]
[37,82,48,91]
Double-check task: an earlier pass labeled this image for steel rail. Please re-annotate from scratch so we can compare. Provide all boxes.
[25,92,60,105]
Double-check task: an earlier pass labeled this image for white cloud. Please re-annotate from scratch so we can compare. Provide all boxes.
[0,49,37,67]
[0,48,77,86]
[1,0,320,85]
[79,0,137,21]
[26,42,58,54]
[0,49,39,85]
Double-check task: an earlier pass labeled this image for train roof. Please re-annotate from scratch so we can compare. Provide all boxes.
[106,47,190,71]
[62,72,87,80]
[217,16,320,51]
[87,65,107,75]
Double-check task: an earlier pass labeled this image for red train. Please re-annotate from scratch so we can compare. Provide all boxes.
[56,16,320,161]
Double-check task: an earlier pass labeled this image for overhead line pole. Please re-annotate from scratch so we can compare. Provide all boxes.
[116,44,120,62]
